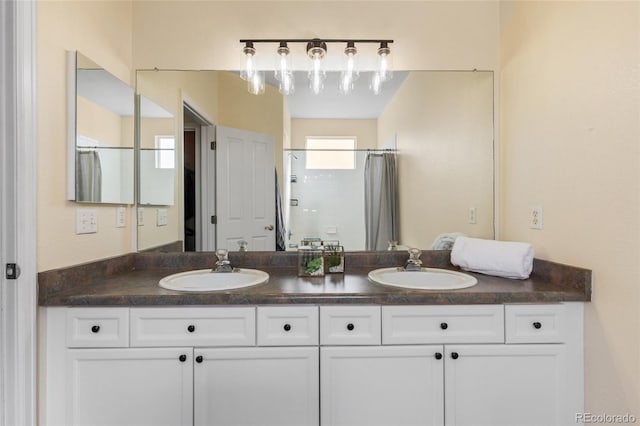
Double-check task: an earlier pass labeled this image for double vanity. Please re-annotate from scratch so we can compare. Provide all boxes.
[38,250,591,426]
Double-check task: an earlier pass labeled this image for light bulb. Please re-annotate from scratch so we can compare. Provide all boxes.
[306,39,327,95]
[376,42,393,82]
[275,42,294,95]
[240,42,256,81]
[339,42,358,95]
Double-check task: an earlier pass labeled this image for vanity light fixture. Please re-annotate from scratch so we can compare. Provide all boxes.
[239,38,394,96]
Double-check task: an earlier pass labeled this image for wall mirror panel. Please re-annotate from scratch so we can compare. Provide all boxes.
[67,51,134,204]
[136,70,494,252]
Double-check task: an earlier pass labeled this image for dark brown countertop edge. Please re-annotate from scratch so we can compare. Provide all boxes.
[37,251,592,306]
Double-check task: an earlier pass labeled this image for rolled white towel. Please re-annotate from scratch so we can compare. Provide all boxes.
[451,237,534,279]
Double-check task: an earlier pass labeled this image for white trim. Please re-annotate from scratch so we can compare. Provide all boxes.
[66,50,77,200]
[0,1,38,425]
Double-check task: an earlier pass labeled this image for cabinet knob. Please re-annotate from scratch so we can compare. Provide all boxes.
[533,322,542,329]
[440,322,448,330]
[451,352,459,360]
[435,352,443,360]
[195,355,203,364]
[283,323,292,332]
[91,325,100,333]
[347,323,355,331]
[187,325,196,333]
[179,354,187,362]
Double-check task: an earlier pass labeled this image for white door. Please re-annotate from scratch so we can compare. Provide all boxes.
[321,345,445,426]
[444,344,568,426]
[67,348,193,426]
[194,347,319,426]
[216,126,275,251]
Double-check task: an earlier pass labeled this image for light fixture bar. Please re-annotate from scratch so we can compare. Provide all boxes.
[239,39,393,44]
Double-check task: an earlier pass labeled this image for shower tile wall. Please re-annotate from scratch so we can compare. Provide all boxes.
[285,151,366,251]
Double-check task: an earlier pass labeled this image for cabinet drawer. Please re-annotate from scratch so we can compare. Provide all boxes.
[66,307,129,348]
[505,304,567,343]
[320,306,381,345]
[257,306,319,346]
[382,305,504,344]
[130,307,255,347]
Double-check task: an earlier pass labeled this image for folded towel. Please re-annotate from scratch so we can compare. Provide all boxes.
[430,232,467,250]
[451,237,534,279]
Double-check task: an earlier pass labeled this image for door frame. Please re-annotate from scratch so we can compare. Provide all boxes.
[0,0,38,425]
[181,94,214,251]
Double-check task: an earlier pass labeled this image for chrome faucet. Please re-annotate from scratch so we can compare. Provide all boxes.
[212,249,234,273]
[404,248,423,271]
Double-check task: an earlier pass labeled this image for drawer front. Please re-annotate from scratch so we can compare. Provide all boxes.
[257,306,319,346]
[320,306,381,345]
[382,305,504,344]
[505,304,567,343]
[130,307,255,347]
[66,308,129,348]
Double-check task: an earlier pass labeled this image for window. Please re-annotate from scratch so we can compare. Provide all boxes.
[155,135,175,169]
[305,137,356,170]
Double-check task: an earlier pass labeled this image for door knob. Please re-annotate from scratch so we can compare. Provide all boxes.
[265,224,274,231]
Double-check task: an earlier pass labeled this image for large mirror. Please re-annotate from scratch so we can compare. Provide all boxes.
[136,70,494,252]
[67,51,134,204]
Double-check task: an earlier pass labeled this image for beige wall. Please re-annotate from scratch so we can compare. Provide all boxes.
[290,119,378,150]
[77,97,123,147]
[37,0,133,271]
[378,72,494,248]
[132,1,499,71]
[500,0,640,416]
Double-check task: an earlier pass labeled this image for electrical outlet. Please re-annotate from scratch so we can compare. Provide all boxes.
[76,208,97,234]
[137,208,144,226]
[116,207,126,228]
[469,207,477,224]
[530,206,543,230]
[157,209,168,226]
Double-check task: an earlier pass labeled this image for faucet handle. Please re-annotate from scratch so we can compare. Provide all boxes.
[408,248,422,260]
[215,249,228,262]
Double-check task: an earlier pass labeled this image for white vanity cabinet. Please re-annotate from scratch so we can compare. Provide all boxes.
[40,303,583,426]
[320,303,583,426]
[41,306,319,426]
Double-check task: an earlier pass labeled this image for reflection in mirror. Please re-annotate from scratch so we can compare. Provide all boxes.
[135,70,494,252]
[68,51,134,204]
[138,95,176,206]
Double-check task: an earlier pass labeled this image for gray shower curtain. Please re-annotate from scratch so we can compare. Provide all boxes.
[364,152,398,250]
[76,150,102,202]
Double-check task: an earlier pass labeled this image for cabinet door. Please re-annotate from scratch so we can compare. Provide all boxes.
[194,347,319,426]
[321,345,444,426]
[67,348,193,426]
[445,344,567,426]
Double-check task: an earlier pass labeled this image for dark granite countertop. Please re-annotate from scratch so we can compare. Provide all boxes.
[38,251,592,306]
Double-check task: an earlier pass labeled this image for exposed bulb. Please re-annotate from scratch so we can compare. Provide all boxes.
[339,42,358,95]
[370,72,382,95]
[240,42,256,81]
[376,42,393,82]
[279,71,294,95]
[275,43,294,95]
[309,53,325,95]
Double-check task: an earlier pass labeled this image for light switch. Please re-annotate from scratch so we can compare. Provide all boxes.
[137,208,144,226]
[76,208,97,234]
[157,209,168,226]
[116,207,126,228]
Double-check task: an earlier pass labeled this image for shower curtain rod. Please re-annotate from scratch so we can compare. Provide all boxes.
[77,146,133,150]
[284,148,397,152]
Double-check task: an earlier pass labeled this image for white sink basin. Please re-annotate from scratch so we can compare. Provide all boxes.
[368,267,477,290]
[159,268,269,292]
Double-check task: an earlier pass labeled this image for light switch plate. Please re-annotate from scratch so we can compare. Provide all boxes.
[469,207,477,224]
[116,207,126,228]
[76,208,97,234]
[157,208,168,226]
[137,208,144,226]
